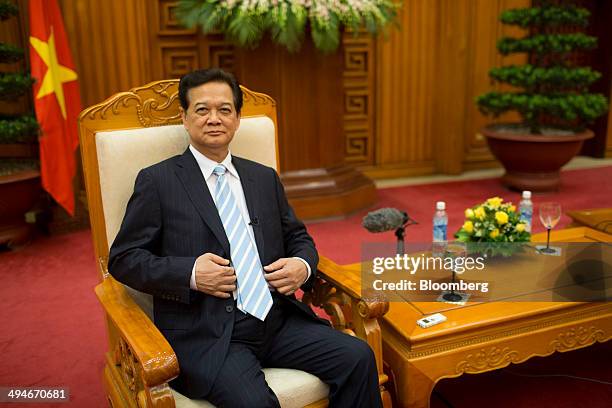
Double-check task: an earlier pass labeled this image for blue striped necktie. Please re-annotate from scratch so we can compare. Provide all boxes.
[213,164,273,321]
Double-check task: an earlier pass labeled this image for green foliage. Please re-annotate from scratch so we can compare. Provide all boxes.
[0,159,38,177]
[500,6,589,28]
[176,0,398,53]
[0,1,40,173]
[489,65,601,90]
[0,73,35,100]
[498,33,597,56]
[268,4,307,52]
[477,2,609,133]
[0,42,24,63]
[0,115,39,143]
[477,92,608,126]
[0,0,18,21]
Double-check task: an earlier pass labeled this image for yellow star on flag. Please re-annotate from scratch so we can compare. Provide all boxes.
[30,27,78,119]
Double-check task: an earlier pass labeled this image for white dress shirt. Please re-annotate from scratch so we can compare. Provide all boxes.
[188,145,310,293]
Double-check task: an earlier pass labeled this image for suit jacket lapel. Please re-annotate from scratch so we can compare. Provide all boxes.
[232,157,266,262]
[174,149,230,255]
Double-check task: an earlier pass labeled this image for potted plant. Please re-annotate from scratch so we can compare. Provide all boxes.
[477,2,609,192]
[455,197,531,257]
[0,0,41,247]
[176,0,397,53]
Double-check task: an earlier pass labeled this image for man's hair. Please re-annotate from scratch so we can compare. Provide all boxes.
[178,68,243,114]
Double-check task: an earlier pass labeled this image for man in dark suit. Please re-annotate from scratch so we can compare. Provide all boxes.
[109,68,382,407]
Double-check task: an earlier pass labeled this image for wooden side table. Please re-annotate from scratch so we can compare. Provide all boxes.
[317,227,612,408]
[566,208,612,234]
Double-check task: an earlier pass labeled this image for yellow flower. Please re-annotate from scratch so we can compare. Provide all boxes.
[463,221,474,234]
[487,197,503,209]
[489,229,499,239]
[474,206,486,220]
[495,211,509,225]
[465,208,474,219]
[516,223,525,233]
[509,205,516,213]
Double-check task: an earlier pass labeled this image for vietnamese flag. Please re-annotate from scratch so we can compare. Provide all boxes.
[29,0,81,215]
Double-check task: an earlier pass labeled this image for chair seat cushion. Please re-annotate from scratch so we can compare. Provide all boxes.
[171,368,329,408]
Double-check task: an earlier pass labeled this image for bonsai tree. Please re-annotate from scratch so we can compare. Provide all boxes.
[176,0,398,53]
[476,1,609,134]
[0,0,39,176]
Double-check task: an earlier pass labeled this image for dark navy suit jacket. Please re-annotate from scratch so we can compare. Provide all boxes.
[108,148,320,398]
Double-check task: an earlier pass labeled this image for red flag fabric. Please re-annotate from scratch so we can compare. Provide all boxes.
[29,0,81,215]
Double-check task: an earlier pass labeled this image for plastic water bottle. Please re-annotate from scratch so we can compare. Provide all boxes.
[519,191,533,233]
[433,201,448,257]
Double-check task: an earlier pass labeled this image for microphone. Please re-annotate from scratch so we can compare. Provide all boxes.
[249,217,259,226]
[362,208,409,233]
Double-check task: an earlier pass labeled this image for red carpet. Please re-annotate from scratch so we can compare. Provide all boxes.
[0,165,611,407]
[0,230,105,407]
[306,166,612,264]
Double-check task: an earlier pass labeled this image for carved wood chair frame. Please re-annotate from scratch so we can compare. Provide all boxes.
[78,79,391,408]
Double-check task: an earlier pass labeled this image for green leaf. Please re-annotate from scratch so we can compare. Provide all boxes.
[0,42,23,63]
[0,115,39,143]
[311,14,340,54]
[500,6,590,28]
[489,65,601,90]
[0,73,35,100]
[269,4,306,53]
[0,158,38,176]
[226,10,266,49]
[476,92,609,129]
[498,33,597,56]
[174,0,399,53]
[0,0,18,21]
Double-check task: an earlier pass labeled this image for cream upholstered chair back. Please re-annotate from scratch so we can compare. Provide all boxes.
[79,80,279,316]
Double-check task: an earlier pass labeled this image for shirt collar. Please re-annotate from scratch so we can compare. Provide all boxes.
[189,145,239,181]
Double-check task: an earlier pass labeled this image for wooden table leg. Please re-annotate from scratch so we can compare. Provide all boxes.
[386,355,437,408]
[404,361,436,408]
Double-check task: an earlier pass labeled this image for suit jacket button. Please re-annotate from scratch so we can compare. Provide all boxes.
[225,305,234,313]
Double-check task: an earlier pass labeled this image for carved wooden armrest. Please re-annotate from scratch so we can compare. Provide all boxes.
[302,257,390,397]
[95,277,179,407]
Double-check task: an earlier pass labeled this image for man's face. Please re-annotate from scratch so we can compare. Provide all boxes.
[181,81,240,156]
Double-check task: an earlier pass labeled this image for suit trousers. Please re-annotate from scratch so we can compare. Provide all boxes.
[204,296,383,408]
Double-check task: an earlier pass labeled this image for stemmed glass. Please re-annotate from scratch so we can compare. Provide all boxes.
[539,202,561,254]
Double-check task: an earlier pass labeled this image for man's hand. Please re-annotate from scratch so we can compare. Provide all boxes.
[194,253,236,298]
[264,258,307,295]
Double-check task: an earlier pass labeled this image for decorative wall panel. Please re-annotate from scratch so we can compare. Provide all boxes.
[370,0,529,178]
[343,31,376,165]
[160,44,199,78]
[370,0,438,178]
[461,0,529,171]
[149,2,235,81]
[202,34,236,72]
[157,1,196,35]
[60,0,152,107]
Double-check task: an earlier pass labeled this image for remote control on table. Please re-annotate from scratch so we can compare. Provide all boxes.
[416,313,447,328]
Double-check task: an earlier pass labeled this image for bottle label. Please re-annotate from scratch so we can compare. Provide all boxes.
[519,207,533,233]
[433,224,447,241]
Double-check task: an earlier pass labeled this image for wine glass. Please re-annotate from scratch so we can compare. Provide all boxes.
[539,202,561,254]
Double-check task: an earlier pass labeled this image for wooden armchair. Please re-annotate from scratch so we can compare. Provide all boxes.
[78,79,391,408]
